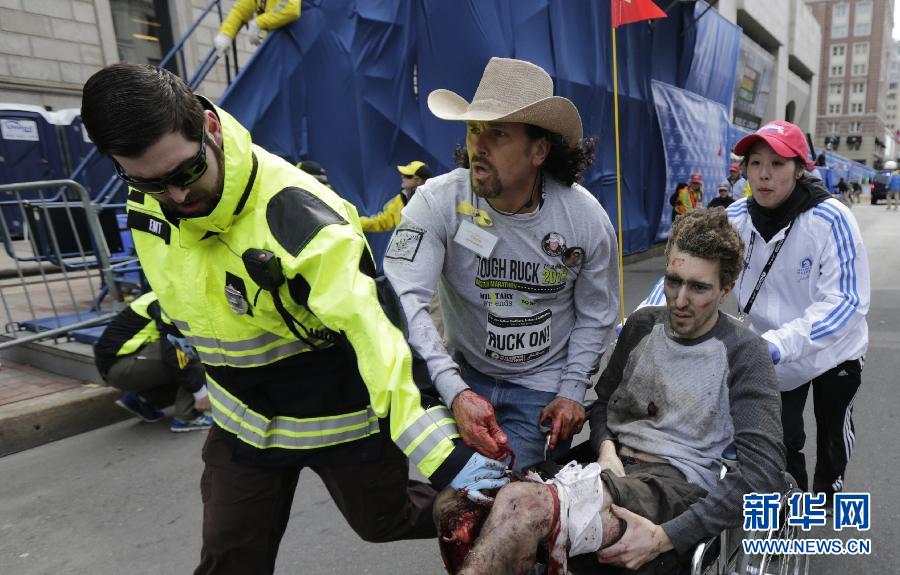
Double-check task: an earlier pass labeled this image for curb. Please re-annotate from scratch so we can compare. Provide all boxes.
[0,384,128,457]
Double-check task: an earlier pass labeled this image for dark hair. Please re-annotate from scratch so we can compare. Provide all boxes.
[452,124,596,186]
[81,63,205,157]
[666,208,744,288]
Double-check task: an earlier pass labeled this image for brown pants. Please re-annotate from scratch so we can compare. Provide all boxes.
[194,427,438,575]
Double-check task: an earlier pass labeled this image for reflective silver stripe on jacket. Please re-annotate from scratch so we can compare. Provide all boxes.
[169,320,329,367]
[190,331,285,351]
[394,406,459,463]
[197,339,325,367]
[209,380,379,449]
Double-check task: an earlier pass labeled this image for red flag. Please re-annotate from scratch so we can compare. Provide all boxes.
[611,0,667,28]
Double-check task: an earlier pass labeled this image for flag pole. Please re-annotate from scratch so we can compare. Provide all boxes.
[611,25,626,325]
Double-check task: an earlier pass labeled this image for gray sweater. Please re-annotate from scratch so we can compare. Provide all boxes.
[590,307,786,555]
[382,168,619,404]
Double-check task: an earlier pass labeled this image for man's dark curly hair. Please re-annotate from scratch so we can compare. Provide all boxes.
[666,208,744,288]
[453,124,596,186]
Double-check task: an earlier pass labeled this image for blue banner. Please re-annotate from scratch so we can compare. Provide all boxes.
[651,80,730,240]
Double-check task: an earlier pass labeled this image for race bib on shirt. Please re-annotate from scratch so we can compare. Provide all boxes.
[485,309,552,364]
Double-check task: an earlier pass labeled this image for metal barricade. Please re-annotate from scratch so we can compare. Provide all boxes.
[0,179,129,350]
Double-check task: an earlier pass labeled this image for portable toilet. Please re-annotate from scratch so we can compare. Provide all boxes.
[0,103,68,239]
[54,108,116,200]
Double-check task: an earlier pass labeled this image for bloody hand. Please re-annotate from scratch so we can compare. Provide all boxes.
[539,397,586,450]
[451,390,510,461]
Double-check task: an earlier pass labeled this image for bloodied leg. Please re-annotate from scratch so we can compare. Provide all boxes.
[435,471,623,575]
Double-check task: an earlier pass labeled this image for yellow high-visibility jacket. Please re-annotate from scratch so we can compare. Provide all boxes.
[360,193,408,233]
[93,292,161,378]
[124,99,469,485]
[219,0,300,39]
[675,185,702,215]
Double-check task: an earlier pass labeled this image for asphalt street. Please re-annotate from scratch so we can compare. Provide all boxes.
[0,203,897,574]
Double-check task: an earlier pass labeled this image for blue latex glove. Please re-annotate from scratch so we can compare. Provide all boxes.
[767,341,781,365]
[449,452,509,504]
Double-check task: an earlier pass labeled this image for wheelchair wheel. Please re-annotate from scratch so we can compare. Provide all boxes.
[734,485,810,575]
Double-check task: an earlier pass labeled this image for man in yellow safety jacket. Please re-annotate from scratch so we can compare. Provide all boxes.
[361,161,433,233]
[80,63,509,575]
[213,0,300,55]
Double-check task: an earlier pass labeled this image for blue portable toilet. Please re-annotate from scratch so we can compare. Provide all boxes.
[0,103,69,239]
[54,108,117,200]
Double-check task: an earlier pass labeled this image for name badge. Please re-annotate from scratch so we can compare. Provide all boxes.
[453,219,498,258]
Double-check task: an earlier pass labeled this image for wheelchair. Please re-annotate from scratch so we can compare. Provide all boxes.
[688,456,809,575]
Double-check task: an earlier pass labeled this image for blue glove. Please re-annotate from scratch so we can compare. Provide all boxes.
[449,452,509,504]
[767,341,781,365]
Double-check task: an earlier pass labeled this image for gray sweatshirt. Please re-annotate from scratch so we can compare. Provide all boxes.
[382,168,619,404]
[590,306,786,555]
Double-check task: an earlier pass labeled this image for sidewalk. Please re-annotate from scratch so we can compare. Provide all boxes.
[0,342,127,456]
[0,244,667,457]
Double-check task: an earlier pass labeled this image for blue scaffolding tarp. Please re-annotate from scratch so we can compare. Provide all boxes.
[220,0,741,258]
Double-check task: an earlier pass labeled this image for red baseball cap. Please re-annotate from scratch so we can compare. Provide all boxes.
[733,121,814,170]
[689,172,702,184]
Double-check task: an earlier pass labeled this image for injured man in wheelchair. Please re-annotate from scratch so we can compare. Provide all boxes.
[435,208,787,575]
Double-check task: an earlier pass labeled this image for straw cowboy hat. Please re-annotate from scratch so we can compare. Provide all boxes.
[427,57,583,147]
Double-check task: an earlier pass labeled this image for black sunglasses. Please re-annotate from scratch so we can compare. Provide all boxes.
[114,130,208,195]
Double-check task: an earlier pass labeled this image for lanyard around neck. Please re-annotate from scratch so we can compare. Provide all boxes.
[740,219,795,319]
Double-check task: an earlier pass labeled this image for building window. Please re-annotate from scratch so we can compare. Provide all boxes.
[831,65,845,77]
[832,45,846,57]
[849,121,862,133]
[829,103,843,115]
[827,122,840,134]
[828,83,843,96]
[110,0,175,69]
[854,1,872,37]
[852,81,866,94]
[853,42,869,56]
[852,63,868,75]
[832,2,849,38]
[850,102,864,114]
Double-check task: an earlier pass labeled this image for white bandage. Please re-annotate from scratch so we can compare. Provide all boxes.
[548,461,605,556]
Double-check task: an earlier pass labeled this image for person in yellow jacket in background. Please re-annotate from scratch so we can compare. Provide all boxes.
[675,171,704,216]
[213,0,300,55]
[81,63,510,575]
[360,161,433,232]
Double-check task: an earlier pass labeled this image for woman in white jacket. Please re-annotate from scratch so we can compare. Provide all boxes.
[728,121,870,500]
[644,120,869,500]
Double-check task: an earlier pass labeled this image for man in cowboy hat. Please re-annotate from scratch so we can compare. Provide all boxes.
[383,57,620,472]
